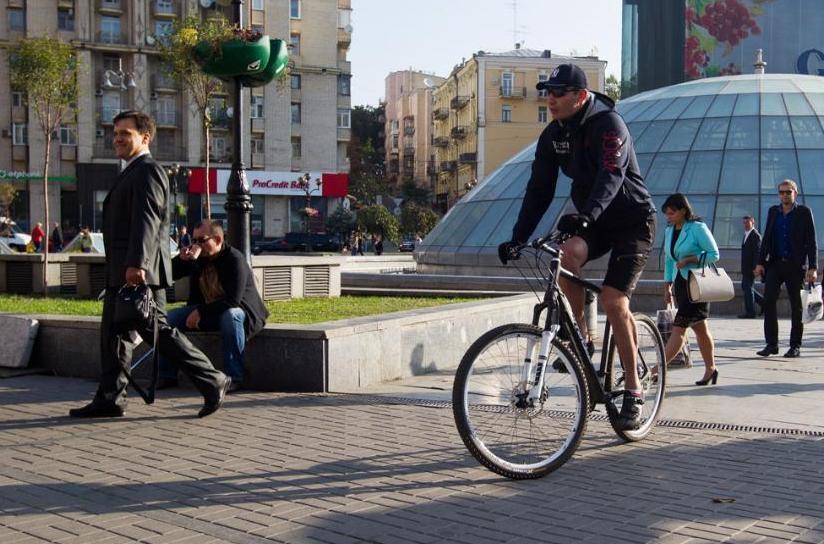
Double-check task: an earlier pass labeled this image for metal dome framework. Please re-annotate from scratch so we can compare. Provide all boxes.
[418,74,824,271]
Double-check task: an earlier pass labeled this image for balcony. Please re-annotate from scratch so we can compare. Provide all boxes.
[97,31,128,45]
[450,126,468,139]
[154,111,178,127]
[403,126,415,136]
[337,127,351,141]
[432,136,449,147]
[500,86,527,98]
[98,0,123,14]
[153,0,177,18]
[61,146,77,161]
[337,27,351,45]
[450,96,469,110]
[433,107,449,120]
[153,145,186,161]
[251,117,265,133]
[459,152,477,163]
[210,109,231,130]
[403,145,415,155]
[251,153,266,168]
[389,147,399,156]
[440,160,457,173]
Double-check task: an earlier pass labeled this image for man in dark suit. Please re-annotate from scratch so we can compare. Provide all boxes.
[739,215,763,318]
[158,219,269,392]
[754,179,818,358]
[70,110,230,418]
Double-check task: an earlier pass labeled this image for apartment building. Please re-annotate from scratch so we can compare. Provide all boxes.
[0,0,351,240]
[383,70,445,193]
[431,47,606,210]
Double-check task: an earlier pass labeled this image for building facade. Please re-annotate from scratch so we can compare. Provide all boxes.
[623,0,824,96]
[430,48,606,211]
[0,0,351,241]
[383,70,444,193]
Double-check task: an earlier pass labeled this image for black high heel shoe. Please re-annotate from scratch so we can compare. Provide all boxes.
[695,369,718,386]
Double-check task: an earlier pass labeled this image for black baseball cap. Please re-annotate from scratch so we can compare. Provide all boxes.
[536,63,588,91]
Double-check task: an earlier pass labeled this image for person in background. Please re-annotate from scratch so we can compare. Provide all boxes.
[80,227,93,253]
[179,225,192,248]
[374,235,384,256]
[739,215,763,319]
[31,222,45,252]
[51,222,64,252]
[661,193,720,386]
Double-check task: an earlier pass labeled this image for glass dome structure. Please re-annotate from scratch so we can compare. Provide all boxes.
[417,74,824,274]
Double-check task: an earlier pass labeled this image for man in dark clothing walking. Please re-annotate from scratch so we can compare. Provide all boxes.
[51,222,63,252]
[739,215,763,318]
[69,110,230,418]
[755,179,817,358]
[158,220,269,391]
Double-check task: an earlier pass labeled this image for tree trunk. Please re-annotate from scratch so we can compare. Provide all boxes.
[204,121,211,220]
[42,136,51,296]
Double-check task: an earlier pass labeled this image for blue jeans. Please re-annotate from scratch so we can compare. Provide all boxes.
[741,275,764,316]
[160,305,247,382]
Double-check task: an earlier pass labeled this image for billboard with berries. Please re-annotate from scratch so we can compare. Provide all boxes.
[685,0,824,80]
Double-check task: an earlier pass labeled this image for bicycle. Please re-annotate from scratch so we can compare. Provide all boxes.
[452,232,666,479]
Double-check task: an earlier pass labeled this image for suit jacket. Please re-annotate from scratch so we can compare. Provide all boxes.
[172,244,269,339]
[102,154,172,288]
[741,228,761,278]
[663,220,720,283]
[758,204,817,271]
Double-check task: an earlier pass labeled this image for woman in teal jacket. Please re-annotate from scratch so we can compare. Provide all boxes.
[662,193,721,386]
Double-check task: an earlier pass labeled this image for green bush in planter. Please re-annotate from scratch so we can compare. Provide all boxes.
[193,34,271,78]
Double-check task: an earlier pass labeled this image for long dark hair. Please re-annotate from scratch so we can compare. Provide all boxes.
[662,193,702,222]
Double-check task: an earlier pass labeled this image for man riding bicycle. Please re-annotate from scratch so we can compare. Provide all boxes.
[498,63,656,431]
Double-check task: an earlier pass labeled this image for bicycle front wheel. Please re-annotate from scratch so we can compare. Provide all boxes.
[608,313,666,441]
[452,324,590,480]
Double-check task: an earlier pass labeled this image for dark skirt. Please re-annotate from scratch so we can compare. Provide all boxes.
[673,273,709,328]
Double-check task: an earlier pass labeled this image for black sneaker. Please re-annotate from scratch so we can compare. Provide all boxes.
[616,392,644,431]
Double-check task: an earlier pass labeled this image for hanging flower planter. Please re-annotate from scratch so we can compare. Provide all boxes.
[239,39,289,87]
[193,31,272,79]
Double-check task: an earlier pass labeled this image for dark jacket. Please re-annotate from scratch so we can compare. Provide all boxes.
[741,228,761,278]
[512,92,654,243]
[758,204,817,270]
[172,243,269,339]
[102,154,172,288]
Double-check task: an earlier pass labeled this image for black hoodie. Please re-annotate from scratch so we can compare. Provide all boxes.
[511,91,654,243]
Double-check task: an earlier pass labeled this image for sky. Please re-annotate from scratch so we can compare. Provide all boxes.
[348,0,623,107]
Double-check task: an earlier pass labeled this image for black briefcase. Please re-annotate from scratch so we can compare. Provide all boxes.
[113,283,160,404]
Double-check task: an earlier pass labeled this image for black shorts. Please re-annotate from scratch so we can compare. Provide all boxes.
[579,213,656,297]
[673,273,709,327]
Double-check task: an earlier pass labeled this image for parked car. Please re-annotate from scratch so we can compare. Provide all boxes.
[398,239,415,252]
[0,217,31,252]
[253,232,341,254]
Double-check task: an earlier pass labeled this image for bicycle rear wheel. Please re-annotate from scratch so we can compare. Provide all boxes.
[608,313,666,441]
[452,324,590,479]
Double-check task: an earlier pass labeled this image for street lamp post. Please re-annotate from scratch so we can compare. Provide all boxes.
[297,172,322,233]
[165,163,191,235]
[225,0,253,264]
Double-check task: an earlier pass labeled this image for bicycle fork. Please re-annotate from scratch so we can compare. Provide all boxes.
[516,325,560,409]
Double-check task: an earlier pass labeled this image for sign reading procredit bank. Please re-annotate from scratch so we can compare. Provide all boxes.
[214,170,349,197]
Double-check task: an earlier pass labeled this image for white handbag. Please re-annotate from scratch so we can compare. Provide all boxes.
[688,253,734,303]
[801,283,823,324]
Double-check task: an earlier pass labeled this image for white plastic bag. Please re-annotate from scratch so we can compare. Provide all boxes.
[656,304,691,368]
[801,283,823,324]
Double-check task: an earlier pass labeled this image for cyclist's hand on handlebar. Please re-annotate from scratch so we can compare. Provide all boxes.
[497,241,520,265]
[557,213,592,237]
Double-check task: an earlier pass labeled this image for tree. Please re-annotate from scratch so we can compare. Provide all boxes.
[9,37,78,294]
[159,14,231,219]
[325,206,356,245]
[348,104,386,205]
[356,205,400,244]
[400,203,439,237]
[605,74,621,103]
[400,180,431,206]
[0,183,17,219]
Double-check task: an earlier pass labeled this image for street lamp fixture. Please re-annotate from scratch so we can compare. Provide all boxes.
[102,58,137,91]
[165,163,192,234]
[296,172,322,233]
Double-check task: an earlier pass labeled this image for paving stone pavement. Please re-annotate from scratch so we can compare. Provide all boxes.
[2,370,824,544]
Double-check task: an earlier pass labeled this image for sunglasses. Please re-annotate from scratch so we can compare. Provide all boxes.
[192,235,212,244]
[778,190,794,195]
[546,87,580,98]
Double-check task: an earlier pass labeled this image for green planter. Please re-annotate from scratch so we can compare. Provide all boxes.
[239,39,289,87]
[193,35,271,78]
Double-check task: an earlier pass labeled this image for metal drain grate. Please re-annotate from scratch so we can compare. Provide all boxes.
[348,394,824,437]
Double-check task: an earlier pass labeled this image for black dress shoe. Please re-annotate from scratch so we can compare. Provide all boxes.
[198,376,231,418]
[784,346,801,358]
[756,345,779,357]
[156,377,179,390]
[737,314,756,319]
[69,401,124,418]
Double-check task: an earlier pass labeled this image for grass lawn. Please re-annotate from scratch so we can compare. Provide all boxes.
[0,294,478,324]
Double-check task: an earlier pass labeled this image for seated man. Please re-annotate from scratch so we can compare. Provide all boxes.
[159,220,269,392]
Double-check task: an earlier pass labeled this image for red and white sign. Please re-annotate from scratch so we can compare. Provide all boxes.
[212,170,349,197]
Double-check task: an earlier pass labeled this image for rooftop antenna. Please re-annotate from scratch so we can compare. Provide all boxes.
[511,0,518,48]
[753,48,767,74]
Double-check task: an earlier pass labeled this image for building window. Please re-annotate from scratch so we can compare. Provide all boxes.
[251,137,264,154]
[289,33,300,56]
[100,15,121,43]
[337,8,351,28]
[291,103,301,124]
[12,92,24,108]
[337,108,351,128]
[252,0,264,10]
[8,8,25,31]
[538,106,548,123]
[501,72,513,97]
[155,95,177,125]
[502,105,512,123]
[155,0,174,14]
[102,54,121,73]
[12,124,27,145]
[59,126,78,146]
[101,0,121,8]
[155,20,173,43]
[291,74,301,89]
[537,74,548,97]
[251,94,264,118]
[338,75,351,96]
[58,8,74,31]
[391,134,398,149]
[101,93,121,123]
[290,0,301,19]
[211,137,227,161]
[291,136,301,159]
